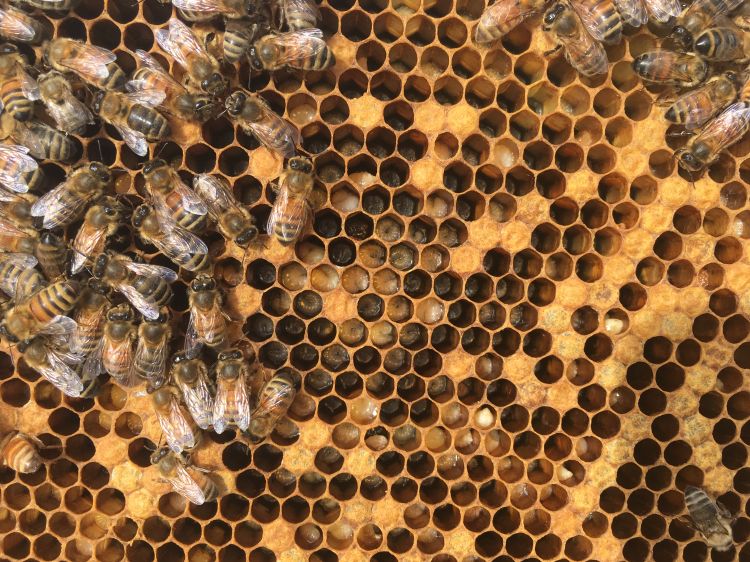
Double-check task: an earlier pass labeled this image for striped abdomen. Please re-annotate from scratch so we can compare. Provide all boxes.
[126,105,170,140]
[694,27,747,61]
[164,190,208,232]
[223,27,252,63]
[28,280,79,323]
[132,275,172,307]
[272,195,309,245]
[20,122,77,162]
[1,431,42,473]
[193,305,226,347]
[0,266,45,299]
[35,233,67,280]
[102,62,126,91]
[73,310,106,355]
[1,75,34,121]
[22,166,44,192]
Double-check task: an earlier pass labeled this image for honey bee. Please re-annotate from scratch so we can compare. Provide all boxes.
[3,116,79,162]
[0,43,39,122]
[225,89,300,158]
[70,279,109,357]
[92,252,177,321]
[93,90,170,157]
[694,25,750,61]
[70,197,126,276]
[276,0,322,31]
[672,0,745,50]
[664,71,741,130]
[0,215,37,256]
[13,0,82,12]
[37,71,94,134]
[133,309,171,387]
[93,303,138,387]
[249,28,335,72]
[198,18,269,64]
[570,0,622,45]
[132,204,209,272]
[0,190,37,232]
[156,18,227,96]
[542,2,609,77]
[30,162,112,230]
[151,447,218,505]
[185,274,227,357]
[193,174,258,247]
[0,144,40,193]
[683,486,735,552]
[142,158,209,233]
[0,253,43,299]
[676,101,750,172]
[151,385,202,453]
[0,431,43,473]
[213,348,252,434]
[128,50,218,123]
[245,369,296,442]
[0,6,50,44]
[44,38,126,92]
[20,336,84,397]
[632,50,709,88]
[171,352,214,430]
[171,0,254,19]
[474,0,549,45]
[611,0,648,27]
[0,279,79,345]
[34,231,67,280]
[268,155,314,245]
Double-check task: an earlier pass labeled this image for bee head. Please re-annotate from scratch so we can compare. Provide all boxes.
[225,91,246,116]
[289,156,313,174]
[235,225,258,247]
[201,73,228,97]
[92,253,110,278]
[143,158,167,177]
[192,96,218,122]
[247,45,263,71]
[39,230,63,248]
[89,161,112,183]
[218,349,243,362]
[191,274,216,292]
[542,3,566,29]
[91,90,106,114]
[107,304,134,322]
[131,204,152,228]
[676,148,702,172]
[150,447,170,466]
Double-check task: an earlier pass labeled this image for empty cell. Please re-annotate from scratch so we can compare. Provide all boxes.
[465,76,495,109]
[123,22,153,52]
[587,144,616,174]
[542,112,572,145]
[636,257,665,286]
[708,152,736,183]
[320,95,349,124]
[555,143,584,173]
[612,201,639,229]
[523,141,553,170]
[715,236,743,264]
[403,75,431,103]
[502,24,532,54]
[451,48,481,79]
[341,10,372,41]
[420,46,449,77]
[370,70,402,101]
[497,80,526,113]
[338,68,368,99]
[561,85,590,116]
[301,122,332,154]
[619,283,647,311]
[720,181,747,209]
[574,115,603,147]
[438,17,467,47]
[605,117,634,148]
[434,76,463,105]
[625,90,652,121]
[356,41,385,71]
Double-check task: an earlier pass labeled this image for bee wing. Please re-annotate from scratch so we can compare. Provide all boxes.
[126,88,167,109]
[0,8,36,42]
[193,174,238,216]
[154,215,209,256]
[249,112,299,159]
[163,395,197,453]
[612,0,648,27]
[20,68,39,101]
[642,0,680,22]
[0,216,30,238]
[0,144,37,193]
[184,312,203,360]
[156,18,208,71]
[123,260,179,282]
[285,0,322,24]
[114,124,149,158]
[40,315,78,338]
[267,190,310,242]
[479,0,538,35]
[254,380,295,418]
[180,378,214,430]
[38,345,84,397]
[173,178,208,215]
[56,43,116,81]
[263,29,329,67]
[134,49,168,74]
[172,0,222,12]
[133,336,168,385]
[80,338,104,380]
[168,462,207,504]
[71,223,108,275]
[29,181,76,229]
[117,283,162,321]
[570,0,621,44]
[0,251,37,269]
[44,94,94,133]
[11,122,48,159]
[697,102,750,147]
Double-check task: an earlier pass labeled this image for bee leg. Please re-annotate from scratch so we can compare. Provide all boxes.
[716,500,735,521]
[543,45,562,58]
[676,515,696,531]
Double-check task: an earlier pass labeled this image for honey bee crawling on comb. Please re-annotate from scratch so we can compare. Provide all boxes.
[249,28,335,72]
[213,348,253,434]
[70,279,110,358]
[0,431,44,474]
[663,70,742,131]
[542,1,608,78]
[475,0,550,45]
[2,114,80,162]
[693,25,750,61]
[151,447,218,505]
[94,303,138,388]
[19,334,85,397]
[150,385,202,454]
[193,173,258,248]
[0,144,41,194]
[185,274,228,357]
[245,368,297,443]
[0,6,50,44]
[37,71,95,134]
[0,253,43,301]
[69,196,127,276]
[44,37,126,92]
[0,43,39,123]
[171,352,214,430]
[267,155,315,245]
[225,89,300,158]
[682,486,735,553]
[133,308,172,388]
[142,158,209,233]
[632,50,709,88]
[672,0,746,51]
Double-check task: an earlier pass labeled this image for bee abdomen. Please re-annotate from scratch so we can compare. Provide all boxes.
[29,281,79,320]
[685,486,719,518]
[22,167,45,192]
[312,46,335,70]
[177,8,216,23]
[223,32,250,63]
[174,252,209,272]
[127,105,170,139]
[1,431,42,473]
[695,27,745,61]
[1,78,34,121]
[104,63,127,91]
[132,275,172,306]
[17,269,46,297]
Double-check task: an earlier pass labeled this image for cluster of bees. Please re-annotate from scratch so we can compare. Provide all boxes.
[0,0,334,505]
[476,0,750,176]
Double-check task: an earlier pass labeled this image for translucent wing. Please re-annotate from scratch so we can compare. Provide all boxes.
[285,0,322,25]
[571,0,622,44]
[70,223,108,274]
[11,122,47,158]
[56,43,116,81]
[20,68,39,101]
[262,29,329,67]
[267,189,310,242]
[246,101,299,158]
[115,124,149,157]
[193,174,239,217]
[39,315,78,337]
[133,337,169,387]
[0,144,37,193]
[0,216,30,238]
[213,375,251,434]
[126,88,167,109]
[172,0,222,12]
[179,377,214,430]
[479,0,539,37]
[117,283,162,321]
[123,260,179,282]
[160,395,197,453]
[0,8,36,42]
[38,345,84,397]
[643,0,680,22]
[173,177,208,215]
[612,0,648,27]
[254,380,295,418]
[183,313,203,359]
[30,181,80,229]
[167,462,207,504]
[44,93,94,133]
[0,252,37,269]
[134,49,170,74]
[80,338,104,380]
[697,102,750,149]
[156,18,208,71]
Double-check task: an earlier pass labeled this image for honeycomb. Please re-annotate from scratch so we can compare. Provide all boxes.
[1,1,750,561]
